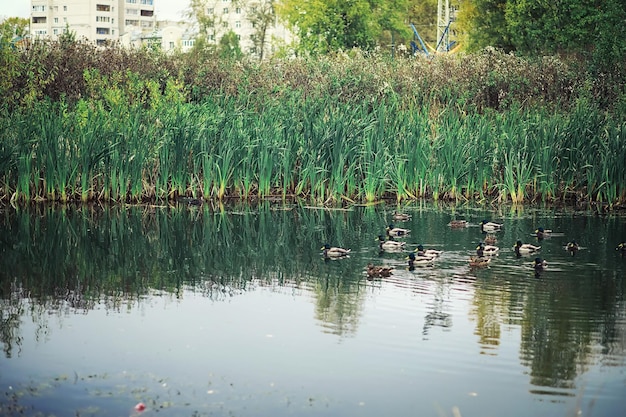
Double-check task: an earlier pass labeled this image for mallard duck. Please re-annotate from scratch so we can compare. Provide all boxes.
[616,242,626,256]
[448,220,469,228]
[513,240,541,256]
[533,257,548,271]
[387,224,410,237]
[321,243,351,258]
[407,252,435,267]
[566,241,579,255]
[480,220,503,232]
[376,235,406,251]
[483,234,498,245]
[366,263,394,278]
[392,211,412,221]
[477,242,499,256]
[415,244,442,258]
[531,227,552,240]
[469,256,491,267]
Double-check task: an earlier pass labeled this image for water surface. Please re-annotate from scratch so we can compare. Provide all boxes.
[1,202,625,417]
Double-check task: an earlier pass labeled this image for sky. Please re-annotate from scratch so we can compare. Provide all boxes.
[0,0,187,21]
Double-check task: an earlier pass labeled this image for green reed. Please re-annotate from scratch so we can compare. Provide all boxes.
[1,89,625,206]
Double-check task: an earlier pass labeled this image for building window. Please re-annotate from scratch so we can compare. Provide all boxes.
[32,5,46,12]
[34,30,47,35]
[222,21,228,28]
[96,16,111,22]
[63,6,67,11]
[223,8,228,14]
[54,17,58,23]
[169,41,174,49]
[236,8,241,14]
[182,39,195,47]
[235,21,241,28]
[127,0,137,4]
[209,34,215,41]
[96,28,110,35]
[236,34,240,40]
[207,8,214,14]
[53,29,59,35]
[96,4,111,12]
[64,17,67,23]
[126,9,138,15]
[32,16,47,24]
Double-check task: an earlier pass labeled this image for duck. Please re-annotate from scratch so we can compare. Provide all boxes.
[366,263,394,278]
[513,240,541,256]
[480,220,503,233]
[414,244,442,258]
[392,211,412,221]
[483,234,498,245]
[565,241,579,256]
[386,224,410,237]
[407,252,435,267]
[477,242,499,256]
[469,256,491,267]
[533,257,548,271]
[376,235,406,251]
[532,227,552,240]
[321,243,351,258]
[448,220,469,228]
[616,242,626,257]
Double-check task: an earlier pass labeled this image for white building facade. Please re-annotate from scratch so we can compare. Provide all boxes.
[30,0,155,45]
[28,0,291,58]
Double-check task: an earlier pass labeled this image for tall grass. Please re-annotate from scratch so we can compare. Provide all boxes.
[1,46,625,207]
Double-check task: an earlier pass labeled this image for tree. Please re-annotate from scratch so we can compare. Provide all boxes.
[247,0,276,60]
[0,17,29,44]
[218,29,244,59]
[456,0,514,52]
[276,0,411,54]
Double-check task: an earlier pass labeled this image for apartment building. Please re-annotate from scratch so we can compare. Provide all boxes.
[30,0,155,45]
[28,0,291,58]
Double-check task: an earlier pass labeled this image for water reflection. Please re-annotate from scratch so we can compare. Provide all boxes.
[0,202,625,414]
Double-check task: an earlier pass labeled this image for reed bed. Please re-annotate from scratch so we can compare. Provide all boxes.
[2,92,625,207]
[1,42,625,207]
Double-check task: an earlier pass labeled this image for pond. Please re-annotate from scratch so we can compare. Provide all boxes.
[1,202,625,417]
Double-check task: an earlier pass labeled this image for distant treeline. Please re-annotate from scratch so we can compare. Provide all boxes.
[0,39,625,206]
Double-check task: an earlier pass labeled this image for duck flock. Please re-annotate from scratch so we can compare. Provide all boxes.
[321,212,626,279]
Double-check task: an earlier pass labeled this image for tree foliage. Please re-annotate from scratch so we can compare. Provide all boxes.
[276,0,411,54]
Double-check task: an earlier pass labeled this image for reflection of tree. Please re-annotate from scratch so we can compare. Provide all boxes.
[519,272,623,391]
[313,276,364,337]
[0,282,24,358]
[469,279,509,355]
[423,280,452,336]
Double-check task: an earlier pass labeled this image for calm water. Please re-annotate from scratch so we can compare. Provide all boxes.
[0,202,625,417]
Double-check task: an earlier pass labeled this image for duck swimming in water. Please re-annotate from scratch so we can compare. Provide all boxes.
[478,242,499,256]
[414,244,442,258]
[407,252,435,268]
[366,263,394,278]
[321,243,351,258]
[387,224,411,237]
[480,220,503,233]
[376,235,406,252]
[392,211,411,221]
[616,242,626,257]
[532,227,552,240]
[448,220,469,228]
[566,241,579,256]
[513,240,541,256]
[469,256,491,267]
[533,257,548,270]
